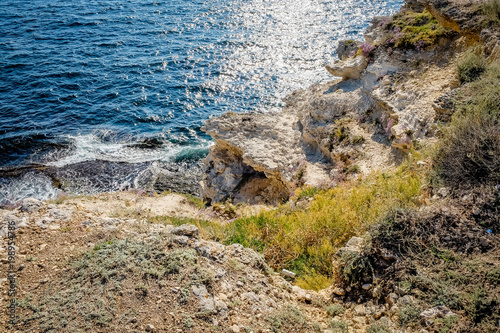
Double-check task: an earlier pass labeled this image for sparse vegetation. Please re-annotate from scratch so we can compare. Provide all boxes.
[367,322,393,333]
[398,304,421,327]
[182,193,206,209]
[219,161,421,290]
[457,48,486,83]
[482,0,500,27]
[435,57,500,186]
[13,238,211,331]
[382,10,456,49]
[329,320,349,333]
[326,304,346,317]
[266,305,311,332]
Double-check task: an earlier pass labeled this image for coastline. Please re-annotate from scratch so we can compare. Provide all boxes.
[1,0,500,332]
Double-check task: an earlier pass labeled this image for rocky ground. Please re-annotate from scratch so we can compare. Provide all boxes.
[1,0,499,332]
[0,194,429,333]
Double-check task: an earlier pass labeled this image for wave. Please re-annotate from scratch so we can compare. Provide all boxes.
[44,132,212,167]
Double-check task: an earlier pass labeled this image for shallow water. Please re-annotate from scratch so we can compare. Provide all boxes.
[0,0,403,205]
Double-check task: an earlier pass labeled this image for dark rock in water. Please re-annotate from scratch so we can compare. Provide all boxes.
[0,157,203,207]
[127,137,163,149]
[43,160,148,194]
[153,162,202,196]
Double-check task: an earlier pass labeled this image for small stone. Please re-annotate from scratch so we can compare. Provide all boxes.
[437,187,449,197]
[18,264,25,271]
[354,304,365,316]
[305,294,312,302]
[380,248,396,261]
[385,293,398,306]
[173,235,189,246]
[236,281,244,287]
[281,269,296,278]
[362,283,372,290]
[332,287,346,296]
[397,295,414,306]
[230,325,240,333]
[325,56,368,80]
[171,224,200,238]
[145,324,155,332]
[21,198,44,213]
[420,306,456,319]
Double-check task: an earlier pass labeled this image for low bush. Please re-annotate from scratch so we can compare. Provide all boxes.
[221,161,421,290]
[382,10,456,49]
[326,304,346,317]
[435,58,500,187]
[457,49,485,83]
[482,0,500,27]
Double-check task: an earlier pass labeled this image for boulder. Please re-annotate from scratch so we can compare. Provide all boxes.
[171,224,200,238]
[325,56,367,80]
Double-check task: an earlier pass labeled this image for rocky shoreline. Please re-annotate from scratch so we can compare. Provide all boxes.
[199,0,499,206]
[1,0,499,332]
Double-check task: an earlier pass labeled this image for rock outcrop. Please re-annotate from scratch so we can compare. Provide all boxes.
[199,0,497,205]
[325,56,368,80]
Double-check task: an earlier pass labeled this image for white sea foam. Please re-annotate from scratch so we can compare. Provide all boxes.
[0,172,61,206]
[45,133,213,167]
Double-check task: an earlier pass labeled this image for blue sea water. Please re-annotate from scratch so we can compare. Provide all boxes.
[0,0,403,205]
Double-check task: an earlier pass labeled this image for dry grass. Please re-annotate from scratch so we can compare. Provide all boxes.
[214,159,423,290]
[435,57,500,187]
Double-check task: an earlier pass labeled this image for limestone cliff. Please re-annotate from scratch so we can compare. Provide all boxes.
[200,0,488,205]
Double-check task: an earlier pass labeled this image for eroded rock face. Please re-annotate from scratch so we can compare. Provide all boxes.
[200,112,301,205]
[325,56,368,80]
[200,1,476,205]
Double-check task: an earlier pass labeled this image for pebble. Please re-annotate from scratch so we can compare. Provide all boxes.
[281,269,296,278]
[145,324,155,332]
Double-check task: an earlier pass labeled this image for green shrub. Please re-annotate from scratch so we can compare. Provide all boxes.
[469,288,498,323]
[482,0,500,27]
[486,268,500,285]
[329,320,349,333]
[326,304,346,317]
[340,250,374,287]
[435,58,500,186]
[368,322,393,333]
[457,49,485,83]
[398,304,422,327]
[267,305,310,332]
[383,10,455,49]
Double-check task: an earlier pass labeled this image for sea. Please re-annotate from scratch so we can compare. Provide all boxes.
[0,0,403,206]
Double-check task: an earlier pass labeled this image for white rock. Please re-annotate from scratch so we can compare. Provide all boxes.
[332,287,346,296]
[420,306,456,319]
[281,269,296,278]
[192,240,226,261]
[354,304,366,316]
[191,284,215,312]
[325,56,368,80]
[21,198,44,213]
